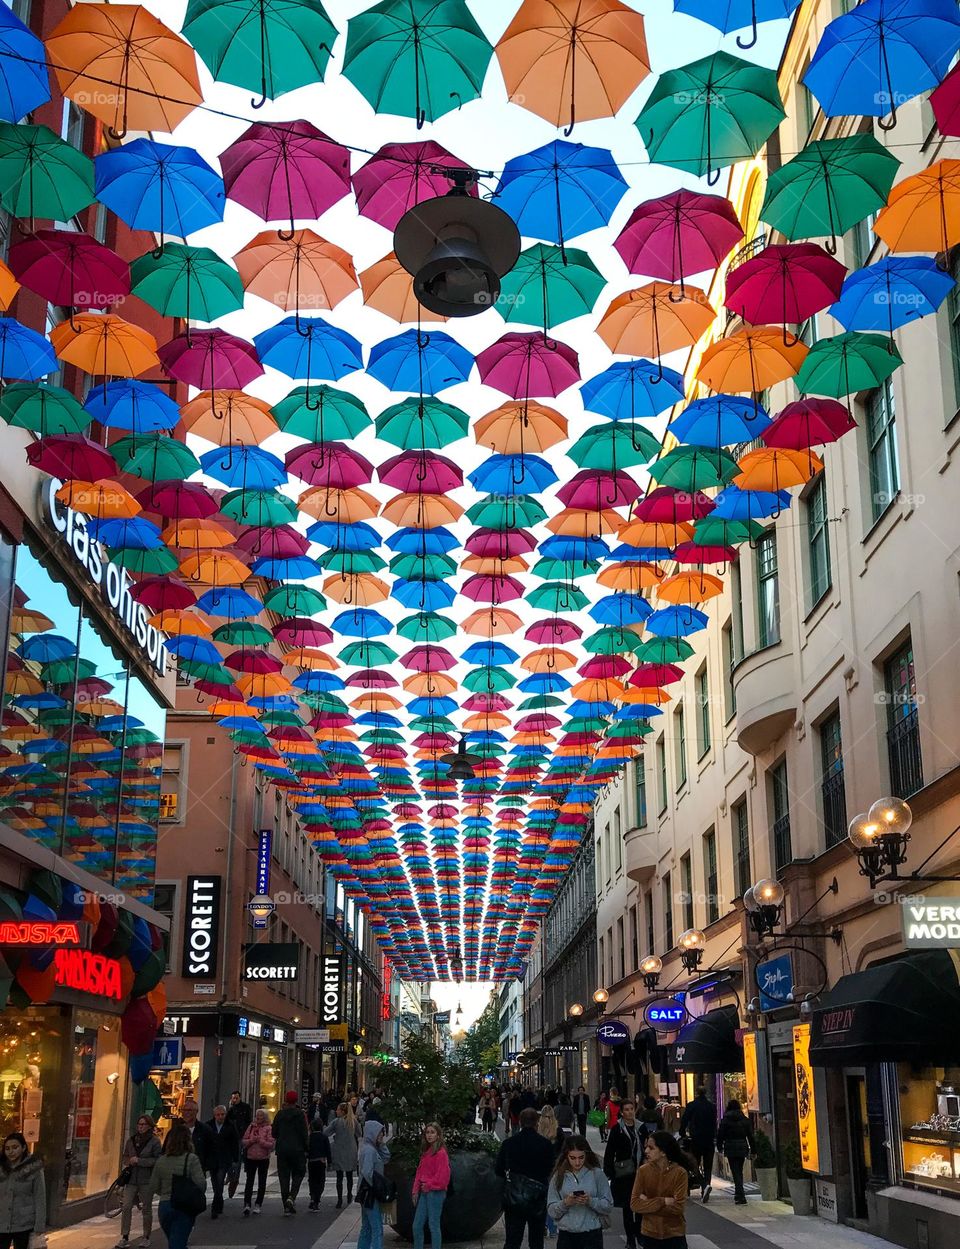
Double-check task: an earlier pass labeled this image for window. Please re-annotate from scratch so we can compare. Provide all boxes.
[807,474,832,607]
[60,98,86,151]
[819,710,847,848]
[703,829,719,924]
[850,211,877,270]
[604,823,612,884]
[598,935,605,987]
[645,891,655,956]
[656,737,668,814]
[675,703,687,789]
[949,250,960,412]
[722,622,736,720]
[731,564,745,660]
[616,917,625,981]
[680,854,694,929]
[160,744,185,822]
[635,759,647,828]
[756,530,780,646]
[662,873,674,952]
[867,378,899,521]
[629,906,639,970]
[884,640,923,797]
[771,759,792,873]
[152,883,176,971]
[614,808,622,873]
[696,665,711,758]
[733,799,751,897]
[596,826,605,890]
[11,0,31,21]
[799,67,816,142]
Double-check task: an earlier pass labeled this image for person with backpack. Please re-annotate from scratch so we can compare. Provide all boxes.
[411,1123,450,1249]
[603,1099,644,1249]
[495,1107,556,1249]
[546,1135,613,1249]
[715,1100,756,1205]
[272,1091,308,1216]
[149,1122,207,1249]
[638,1097,663,1143]
[356,1121,391,1249]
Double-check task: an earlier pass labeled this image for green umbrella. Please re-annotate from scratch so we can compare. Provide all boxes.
[338,639,398,666]
[178,660,235,685]
[375,396,469,449]
[129,244,245,322]
[636,51,784,181]
[108,546,179,576]
[648,444,740,491]
[694,516,764,545]
[531,558,599,580]
[388,552,455,580]
[496,244,605,331]
[0,122,94,221]
[272,385,371,441]
[795,332,903,398]
[263,583,326,615]
[0,382,90,435]
[212,621,274,646]
[634,637,695,665]
[526,582,589,612]
[221,487,297,527]
[343,0,493,125]
[582,627,641,654]
[567,421,660,469]
[396,612,458,642]
[463,666,515,692]
[465,495,547,528]
[111,434,202,481]
[183,0,337,104]
[760,134,900,250]
[321,550,387,574]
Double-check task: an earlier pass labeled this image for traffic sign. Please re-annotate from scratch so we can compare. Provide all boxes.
[151,1036,184,1070]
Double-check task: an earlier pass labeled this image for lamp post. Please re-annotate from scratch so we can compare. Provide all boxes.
[592,988,609,1017]
[848,797,913,886]
[677,929,707,974]
[640,955,663,992]
[743,878,786,938]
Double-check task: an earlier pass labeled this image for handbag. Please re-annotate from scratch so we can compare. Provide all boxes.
[587,1109,606,1127]
[170,1155,207,1217]
[613,1159,636,1180]
[372,1172,397,1203]
[504,1172,547,1211]
[356,1178,375,1209]
[117,1166,133,1187]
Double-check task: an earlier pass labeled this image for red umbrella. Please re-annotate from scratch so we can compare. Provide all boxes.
[614,189,743,287]
[129,576,195,611]
[378,450,463,493]
[219,121,351,233]
[224,651,283,674]
[631,662,683,686]
[27,433,117,480]
[476,332,580,399]
[524,618,582,643]
[137,481,219,519]
[399,645,456,672]
[557,469,641,510]
[272,618,333,647]
[673,541,738,564]
[932,61,960,137]
[352,140,476,231]
[762,398,857,449]
[579,656,632,678]
[285,442,374,488]
[464,529,536,557]
[159,329,263,389]
[9,230,129,315]
[235,526,309,559]
[633,486,714,522]
[724,243,847,327]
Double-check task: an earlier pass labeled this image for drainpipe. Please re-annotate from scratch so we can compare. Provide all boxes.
[213,750,240,1105]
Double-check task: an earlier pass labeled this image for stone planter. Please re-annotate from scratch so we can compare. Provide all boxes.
[756,1166,779,1201]
[387,1148,504,1243]
[787,1176,812,1215]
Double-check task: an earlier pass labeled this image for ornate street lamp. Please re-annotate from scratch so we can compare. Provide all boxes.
[640,954,663,992]
[743,878,786,938]
[568,1002,584,1018]
[592,988,609,1017]
[677,928,707,974]
[848,796,912,886]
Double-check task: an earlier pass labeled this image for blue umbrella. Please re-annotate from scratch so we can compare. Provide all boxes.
[829,255,955,332]
[16,634,76,662]
[463,641,519,665]
[669,394,771,446]
[468,454,558,496]
[0,5,50,122]
[392,580,456,610]
[90,517,164,549]
[367,329,473,393]
[307,520,381,549]
[673,0,801,50]
[195,587,262,617]
[0,318,57,380]
[250,555,323,580]
[94,139,225,236]
[711,485,791,519]
[589,593,652,625]
[494,140,628,254]
[199,445,287,490]
[96,715,145,732]
[164,636,223,665]
[645,605,710,636]
[580,359,684,420]
[804,0,960,128]
[386,527,459,555]
[83,379,180,432]
[254,316,363,381]
[517,673,570,694]
[407,697,458,716]
[12,692,66,709]
[610,542,673,561]
[332,609,392,638]
[539,535,610,561]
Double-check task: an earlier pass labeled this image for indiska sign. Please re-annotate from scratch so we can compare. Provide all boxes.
[53,948,122,1000]
[902,897,960,947]
[0,921,87,949]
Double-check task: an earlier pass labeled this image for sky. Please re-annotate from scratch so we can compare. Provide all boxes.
[430,977,493,1031]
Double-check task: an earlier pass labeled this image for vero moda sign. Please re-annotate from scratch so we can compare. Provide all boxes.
[902,896,960,947]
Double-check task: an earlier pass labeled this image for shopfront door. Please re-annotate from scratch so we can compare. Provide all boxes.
[773,1051,799,1199]
[846,1072,871,1219]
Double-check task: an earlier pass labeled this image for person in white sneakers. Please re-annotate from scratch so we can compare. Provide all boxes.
[240,1110,274,1217]
[116,1115,161,1249]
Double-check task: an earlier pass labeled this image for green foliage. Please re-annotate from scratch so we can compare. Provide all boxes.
[753,1128,777,1168]
[780,1138,805,1179]
[454,997,500,1075]
[374,1033,479,1153]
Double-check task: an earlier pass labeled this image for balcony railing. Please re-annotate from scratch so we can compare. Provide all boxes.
[772,813,792,875]
[887,709,923,799]
[728,232,768,272]
[821,768,847,849]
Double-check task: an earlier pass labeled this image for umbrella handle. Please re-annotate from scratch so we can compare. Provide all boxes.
[277,226,295,242]
[251,91,268,110]
[736,4,759,50]
[706,167,721,188]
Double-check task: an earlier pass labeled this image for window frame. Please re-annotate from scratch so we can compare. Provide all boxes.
[696,665,711,759]
[755,529,780,647]
[806,473,832,609]
[866,378,900,522]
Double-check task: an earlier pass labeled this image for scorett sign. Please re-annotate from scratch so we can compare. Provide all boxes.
[902,897,960,948]
[43,479,168,676]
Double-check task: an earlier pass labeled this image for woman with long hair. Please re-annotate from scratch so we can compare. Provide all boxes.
[117,1113,161,1248]
[241,1108,274,1216]
[546,1135,613,1249]
[539,1107,562,1237]
[412,1123,450,1249]
[325,1101,360,1206]
[0,1132,45,1249]
[148,1121,206,1249]
[715,1100,755,1205]
[629,1131,691,1249]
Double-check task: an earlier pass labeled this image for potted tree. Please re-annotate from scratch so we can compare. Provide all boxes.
[753,1129,779,1201]
[781,1140,812,1215]
[375,1034,503,1242]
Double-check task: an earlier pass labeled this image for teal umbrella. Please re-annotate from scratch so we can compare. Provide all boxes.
[343,0,494,126]
[375,396,469,449]
[496,244,605,331]
[129,244,244,322]
[795,332,903,398]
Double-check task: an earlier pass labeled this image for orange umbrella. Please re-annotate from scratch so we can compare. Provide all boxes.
[9,607,54,633]
[464,712,511,730]
[473,401,568,454]
[874,160,960,254]
[281,648,338,670]
[180,390,278,444]
[178,552,250,585]
[55,479,141,518]
[208,700,260,717]
[570,677,625,700]
[47,4,202,135]
[360,253,447,323]
[50,314,159,378]
[622,686,671,706]
[237,672,293,699]
[349,692,402,711]
[149,610,213,638]
[461,554,529,575]
[619,518,694,547]
[735,447,823,491]
[546,507,621,536]
[656,571,724,604]
[4,672,43,697]
[298,486,379,523]
[496,0,649,132]
[697,326,807,393]
[163,519,236,550]
[403,672,457,696]
[597,561,665,591]
[522,648,577,672]
[598,283,714,357]
[323,573,390,605]
[380,493,464,527]
[234,230,357,314]
[461,608,523,635]
[0,259,19,310]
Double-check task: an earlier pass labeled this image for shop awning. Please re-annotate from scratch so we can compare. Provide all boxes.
[809,949,960,1066]
[667,1004,743,1073]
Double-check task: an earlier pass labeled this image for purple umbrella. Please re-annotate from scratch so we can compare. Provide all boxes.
[284,442,374,488]
[159,329,263,390]
[352,140,476,231]
[557,469,642,510]
[614,189,744,291]
[9,229,129,321]
[219,121,351,236]
[476,332,580,399]
[234,526,309,560]
[464,528,536,557]
[378,450,463,493]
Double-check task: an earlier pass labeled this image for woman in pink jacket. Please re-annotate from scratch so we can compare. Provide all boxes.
[412,1123,450,1249]
[241,1109,275,1216]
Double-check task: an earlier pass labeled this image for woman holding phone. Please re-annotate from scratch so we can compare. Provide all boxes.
[546,1135,612,1249]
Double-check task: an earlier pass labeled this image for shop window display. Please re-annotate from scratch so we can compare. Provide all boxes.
[0,1008,63,1149]
[898,1064,960,1194]
[66,1010,127,1201]
[258,1046,284,1115]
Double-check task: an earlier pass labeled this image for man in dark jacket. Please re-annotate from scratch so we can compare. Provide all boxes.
[273,1090,309,1214]
[495,1107,556,1249]
[680,1086,717,1202]
[226,1090,253,1137]
[716,1100,756,1204]
[571,1086,591,1136]
[180,1100,216,1175]
[602,1099,643,1249]
[206,1104,241,1218]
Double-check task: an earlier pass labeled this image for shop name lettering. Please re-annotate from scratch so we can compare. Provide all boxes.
[322,957,341,1023]
[761,967,790,997]
[185,880,218,976]
[904,901,960,944]
[44,480,168,676]
[53,948,122,1000]
[244,964,298,980]
[0,921,82,946]
[820,1008,855,1035]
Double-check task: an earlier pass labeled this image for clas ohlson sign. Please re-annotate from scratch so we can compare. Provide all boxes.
[43,479,168,676]
[902,896,960,948]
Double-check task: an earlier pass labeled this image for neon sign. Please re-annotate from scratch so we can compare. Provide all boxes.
[53,949,122,1000]
[0,921,84,949]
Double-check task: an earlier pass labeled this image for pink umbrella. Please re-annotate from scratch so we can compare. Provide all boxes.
[557,469,641,510]
[762,398,856,450]
[476,332,580,399]
[399,645,457,671]
[634,485,714,522]
[137,480,218,519]
[26,433,117,480]
[516,714,561,731]
[673,541,738,564]
[159,329,263,390]
[724,243,847,327]
[285,442,374,488]
[272,617,333,647]
[463,693,513,711]
[219,121,351,234]
[352,140,476,231]
[465,529,536,557]
[9,229,129,317]
[461,574,525,603]
[344,669,398,688]
[235,525,309,559]
[614,190,743,287]
[129,575,195,611]
[225,651,283,673]
[378,450,463,493]
[630,662,683,686]
[932,61,960,136]
[524,618,582,643]
[579,656,632,678]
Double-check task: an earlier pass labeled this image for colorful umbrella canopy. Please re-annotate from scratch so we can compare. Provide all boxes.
[8,230,129,314]
[615,189,744,287]
[0,5,50,123]
[598,284,714,358]
[130,244,244,323]
[94,139,225,237]
[873,160,960,254]
[829,256,954,333]
[0,121,94,221]
[496,244,605,331]
[723,243,847,326]
[476,333,580,399]
[794,331,903,397]
[220,121,351,230]
[673,0,801,51]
